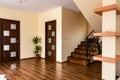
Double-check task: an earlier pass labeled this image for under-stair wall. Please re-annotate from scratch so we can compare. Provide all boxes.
[62,7,89,62]
[73,0,102,32]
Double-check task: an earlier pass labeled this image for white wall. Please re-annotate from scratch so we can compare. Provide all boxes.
[0,6,39,59]
[38,7,62,62]
[99,0,120,78]
[62,8,88,62]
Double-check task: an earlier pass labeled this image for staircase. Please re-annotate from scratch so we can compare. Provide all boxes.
[68,30,101,65]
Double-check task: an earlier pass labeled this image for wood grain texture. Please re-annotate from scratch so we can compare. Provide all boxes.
[0,18,20,63]
[94,4,120,15]
[0,59,101,80]
[93,55,120,63]
[94,32,120,37]
[68,39,99,65]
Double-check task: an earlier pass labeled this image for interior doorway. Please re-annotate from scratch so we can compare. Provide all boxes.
[0,19,20,63]
[45,20,56,61]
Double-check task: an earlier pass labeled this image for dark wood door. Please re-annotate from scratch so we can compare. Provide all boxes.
[45,20,56,61]
[0,19,20,63]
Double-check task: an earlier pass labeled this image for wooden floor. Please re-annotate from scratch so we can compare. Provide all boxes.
[0,59,101,80]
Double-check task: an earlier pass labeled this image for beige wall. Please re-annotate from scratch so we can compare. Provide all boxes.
[62,8,88,62]
[88,24,93,34]
[73,0,102,32]
[0,6,89,63]
[38,7,62,62]
[38,7,88,62]
[0,6,39,59]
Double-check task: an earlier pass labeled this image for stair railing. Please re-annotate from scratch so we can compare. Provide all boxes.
[85,30,100,64]
[85,30,95,40]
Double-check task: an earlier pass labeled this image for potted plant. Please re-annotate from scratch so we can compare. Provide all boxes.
[32,36,42,59]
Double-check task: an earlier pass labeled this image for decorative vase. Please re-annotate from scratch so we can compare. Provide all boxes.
[35,54,40,59]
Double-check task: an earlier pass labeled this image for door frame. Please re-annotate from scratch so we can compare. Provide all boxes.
[0,19,1,63]
[0,18,20,63]
[45,20,56,61]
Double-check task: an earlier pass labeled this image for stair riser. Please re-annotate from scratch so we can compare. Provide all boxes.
[68,58,87,65]
[77,46,95,50]
[75,51,98,55]
[80,43,96,47]
[75,50,86,54]
[75,50,96,54]
[78,46,86,49]
[78,45,96,50]
[72,53,87,59]
[68,38,99,66]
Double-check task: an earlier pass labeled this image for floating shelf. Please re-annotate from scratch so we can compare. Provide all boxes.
[94,4,120,15]
[93,55,120,63]
[93,32,120,37]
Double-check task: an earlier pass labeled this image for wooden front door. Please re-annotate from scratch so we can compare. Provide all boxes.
[0,19,20,63]
[45,20,56,61]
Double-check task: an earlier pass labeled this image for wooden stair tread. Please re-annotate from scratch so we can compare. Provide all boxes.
[72,53,87,59]
[75,49,96,53]
[71,52,85,55]
[78,46,93,50]
[68,37,99,65]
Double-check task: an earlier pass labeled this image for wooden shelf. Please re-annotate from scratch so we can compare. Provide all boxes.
[93,55,120,63]
[94,4,120,15]
[93,32,120,37]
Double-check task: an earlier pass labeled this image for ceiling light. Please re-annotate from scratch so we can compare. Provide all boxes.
[18,0,27,3]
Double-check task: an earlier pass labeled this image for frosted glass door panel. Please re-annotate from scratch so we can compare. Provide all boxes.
[11,24,16,29]
[52,31,55,37]
[48,25,52,30]
[3,31,10,36]
[11,52,16,57]
[48,38,51,43]
[11,38,16,43]
[48,51,51,56]
[52,45,55,50]
[3,45,10,51]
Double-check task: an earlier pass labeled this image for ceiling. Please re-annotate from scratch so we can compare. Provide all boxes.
[0,0,80,13]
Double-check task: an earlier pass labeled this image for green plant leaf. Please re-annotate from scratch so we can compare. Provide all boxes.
[32,36,42,54]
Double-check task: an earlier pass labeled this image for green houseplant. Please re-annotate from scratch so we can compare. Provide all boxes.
[32,36,42,59]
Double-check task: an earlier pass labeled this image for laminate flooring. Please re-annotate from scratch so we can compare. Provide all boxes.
[0,59,101,80]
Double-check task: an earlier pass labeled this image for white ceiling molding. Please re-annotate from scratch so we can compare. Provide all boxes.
[0,0,80,13]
